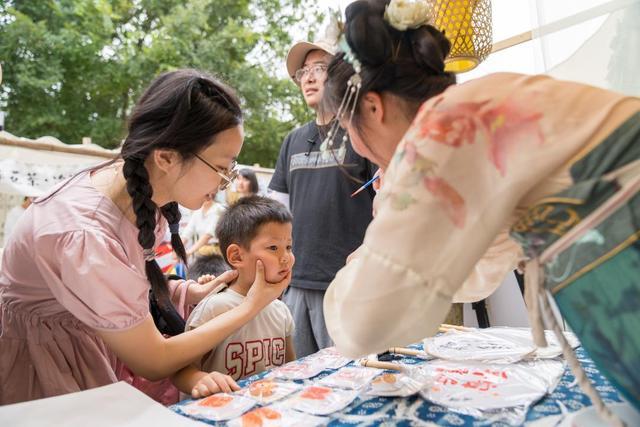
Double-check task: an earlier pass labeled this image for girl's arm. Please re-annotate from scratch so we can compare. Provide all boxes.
[97,260,289,381]
[172,364,208,394]
[168,270,238,311]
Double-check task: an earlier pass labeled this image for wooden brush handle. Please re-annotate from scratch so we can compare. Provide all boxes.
[360,359,404,371]
[388,347,422,357]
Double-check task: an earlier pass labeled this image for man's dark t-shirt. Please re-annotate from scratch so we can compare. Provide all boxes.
[269,121,376,291]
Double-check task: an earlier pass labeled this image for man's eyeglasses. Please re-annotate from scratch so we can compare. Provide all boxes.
[294,64,328,83]
[194,153,239,191]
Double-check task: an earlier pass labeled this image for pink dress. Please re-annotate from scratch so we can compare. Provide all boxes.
[0,172,188,404]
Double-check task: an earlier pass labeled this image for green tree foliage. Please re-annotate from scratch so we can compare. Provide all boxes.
[0,0,321,167]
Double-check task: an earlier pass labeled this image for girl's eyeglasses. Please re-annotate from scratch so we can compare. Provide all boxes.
[194,153,239,191]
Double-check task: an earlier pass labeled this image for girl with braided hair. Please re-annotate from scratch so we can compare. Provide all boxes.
[0,69,291,404]
[321,0,640,420]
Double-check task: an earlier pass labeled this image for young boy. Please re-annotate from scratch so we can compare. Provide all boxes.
[173,196,296,398]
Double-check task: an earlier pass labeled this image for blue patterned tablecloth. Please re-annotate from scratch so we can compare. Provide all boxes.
[171,346,623,426]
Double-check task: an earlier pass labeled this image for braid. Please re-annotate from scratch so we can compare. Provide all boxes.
[160,202,188,266]
[123,158,157,248]
[122,156,185,336]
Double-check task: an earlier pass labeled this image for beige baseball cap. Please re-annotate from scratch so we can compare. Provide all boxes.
[285,39,337,84]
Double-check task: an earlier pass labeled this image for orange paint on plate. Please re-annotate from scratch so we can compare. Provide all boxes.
[300,386,331,400]
[198,394,233,407]
[249,380,276,398]
[241,407,282,427]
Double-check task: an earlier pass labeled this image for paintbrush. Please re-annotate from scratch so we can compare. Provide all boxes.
[440,323,472,332]
[350,175,380,198]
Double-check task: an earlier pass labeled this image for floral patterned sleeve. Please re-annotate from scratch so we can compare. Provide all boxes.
[321,73,619,358]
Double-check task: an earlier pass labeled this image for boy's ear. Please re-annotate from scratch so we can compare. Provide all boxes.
[226,243,244,269]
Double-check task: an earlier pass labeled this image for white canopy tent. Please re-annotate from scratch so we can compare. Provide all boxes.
[0,131,117,197]
[460,0,640,97]
[0,132,116,246]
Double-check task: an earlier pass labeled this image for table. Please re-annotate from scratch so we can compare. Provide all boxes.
[171,345,623,426]
[0,382,207,427]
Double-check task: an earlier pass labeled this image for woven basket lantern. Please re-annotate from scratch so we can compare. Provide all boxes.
[429,0,493,73]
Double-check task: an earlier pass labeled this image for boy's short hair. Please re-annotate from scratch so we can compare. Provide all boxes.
[216,195,292,264]
[187,253,230,280]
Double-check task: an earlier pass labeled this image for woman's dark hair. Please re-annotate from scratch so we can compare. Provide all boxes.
[238,168,260,195]
[121,69,242,335]
[216,196,292,265]
[323,0,456,134]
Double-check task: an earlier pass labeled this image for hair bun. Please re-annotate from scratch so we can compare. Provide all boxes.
[407,25,451,74]
[345,0,392,67]
[345,1,452,75]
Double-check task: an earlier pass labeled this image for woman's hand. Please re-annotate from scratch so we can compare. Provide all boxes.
[186,270,239,305]
[372,168,384,217]
[191,371,240,398]
[244,260,291,313]
[372,168,384,191]
[346,245,364,265]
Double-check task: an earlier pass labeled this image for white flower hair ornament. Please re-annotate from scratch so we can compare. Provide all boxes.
[324,9,344,46]
[384,0,433,31]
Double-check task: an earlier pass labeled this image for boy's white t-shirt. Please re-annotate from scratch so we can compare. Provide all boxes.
[186,287,294,380]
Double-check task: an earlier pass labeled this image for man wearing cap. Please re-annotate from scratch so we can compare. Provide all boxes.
[268,38,377,357]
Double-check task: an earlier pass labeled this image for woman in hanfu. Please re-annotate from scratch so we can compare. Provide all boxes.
[321,1,640,425]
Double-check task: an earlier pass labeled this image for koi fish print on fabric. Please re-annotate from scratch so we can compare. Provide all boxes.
[389,95,544,228]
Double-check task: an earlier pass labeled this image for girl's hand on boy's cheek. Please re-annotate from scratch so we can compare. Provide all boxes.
[246,260,290,310]
[191,371,239,398]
